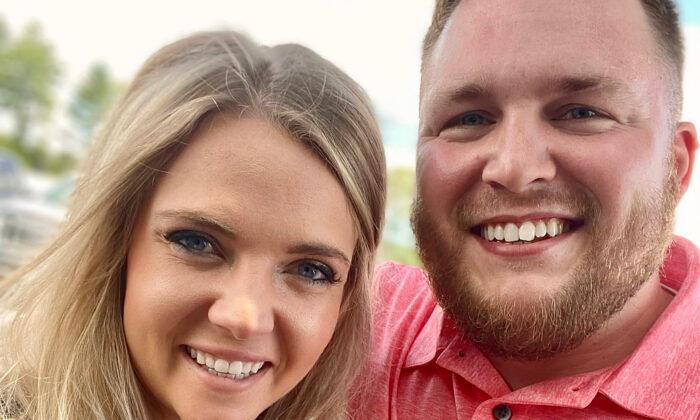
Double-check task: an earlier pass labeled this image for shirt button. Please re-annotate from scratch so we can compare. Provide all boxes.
[492,403,512,420]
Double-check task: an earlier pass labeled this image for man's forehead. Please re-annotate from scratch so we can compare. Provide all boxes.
[422,0,656,92]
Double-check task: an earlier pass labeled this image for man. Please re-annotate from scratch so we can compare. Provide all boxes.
[350,1,698,418]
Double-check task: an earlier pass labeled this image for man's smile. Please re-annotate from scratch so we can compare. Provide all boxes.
[473,216,584,244]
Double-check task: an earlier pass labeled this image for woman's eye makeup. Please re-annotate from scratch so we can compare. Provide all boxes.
[292,260,339,285]
[164,230,219,258]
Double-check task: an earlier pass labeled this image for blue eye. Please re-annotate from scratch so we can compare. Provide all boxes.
[458,112,493,126]
[166,230,216,255]
[561,107,598,120]
[295,261,336,284]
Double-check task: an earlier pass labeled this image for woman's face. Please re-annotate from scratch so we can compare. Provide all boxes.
[124,116,356,420]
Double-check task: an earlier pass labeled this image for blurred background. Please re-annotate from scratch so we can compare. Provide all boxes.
[0,0,698,276]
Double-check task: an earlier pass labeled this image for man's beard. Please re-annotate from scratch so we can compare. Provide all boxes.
[411,162,677,361]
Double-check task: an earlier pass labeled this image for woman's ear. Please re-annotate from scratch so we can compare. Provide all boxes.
[672,121,698,200]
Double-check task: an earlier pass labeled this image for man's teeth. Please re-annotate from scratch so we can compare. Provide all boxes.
[481,218,570,243]
[187,346,265,380]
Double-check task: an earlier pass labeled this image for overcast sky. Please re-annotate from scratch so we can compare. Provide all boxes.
[2,0,699,244]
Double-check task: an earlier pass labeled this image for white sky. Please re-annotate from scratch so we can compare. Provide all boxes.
[1,0,699,244]
[2,0,432,126]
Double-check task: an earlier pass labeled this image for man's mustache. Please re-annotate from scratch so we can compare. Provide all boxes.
[453,185,600,231]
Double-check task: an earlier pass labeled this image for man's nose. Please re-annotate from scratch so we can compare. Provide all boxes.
[207,264,275,340]
[481,115,556,192]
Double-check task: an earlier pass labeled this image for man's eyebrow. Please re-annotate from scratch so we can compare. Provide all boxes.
[443,75,632,104]
[155,209,236,236]
[554,75,631,95]
[288,243,351,266]
[447,82,490,103]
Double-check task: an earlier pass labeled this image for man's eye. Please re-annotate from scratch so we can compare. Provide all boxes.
[560,107,599,120]
[294,260,337,284]
[457,112,493,126]
[166,230,216,255]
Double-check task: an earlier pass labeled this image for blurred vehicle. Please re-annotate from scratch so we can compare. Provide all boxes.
[0,153,66,277]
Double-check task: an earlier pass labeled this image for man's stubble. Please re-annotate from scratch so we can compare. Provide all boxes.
[411,154,677,360]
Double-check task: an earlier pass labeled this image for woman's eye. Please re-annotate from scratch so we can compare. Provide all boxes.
[559,107,600,120]
[457,112,493,126]
[166,230,216,255]
[294,260,337,284]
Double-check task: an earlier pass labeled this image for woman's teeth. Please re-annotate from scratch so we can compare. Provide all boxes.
[480,218,570,243]
[187,346,265,380]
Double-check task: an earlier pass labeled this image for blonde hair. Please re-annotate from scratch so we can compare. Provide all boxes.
[0,31,385,419]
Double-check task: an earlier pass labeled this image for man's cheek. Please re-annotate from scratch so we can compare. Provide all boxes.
[417,143,484,214]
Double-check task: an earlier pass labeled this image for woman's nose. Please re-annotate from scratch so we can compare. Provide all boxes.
[207,265,275,340]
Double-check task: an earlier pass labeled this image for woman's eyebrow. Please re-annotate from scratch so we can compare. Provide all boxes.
[155,209,237,237]
[288,243,351,266]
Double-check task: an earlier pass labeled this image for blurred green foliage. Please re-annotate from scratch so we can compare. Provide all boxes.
[0,19,60,148]
[0,17,118,175]
[0,134,75,175]
[69,63,119,142]
[380,166,421,266]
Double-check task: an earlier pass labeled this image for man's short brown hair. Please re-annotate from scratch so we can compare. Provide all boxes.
[421,0,685,118]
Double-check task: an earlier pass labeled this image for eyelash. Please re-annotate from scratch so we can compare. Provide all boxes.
[446,111,495,129]
[165,230,220,258]
[445,105,607,129]
[557,106,604,120]
[292,260,339,285]
[163,230,340,285]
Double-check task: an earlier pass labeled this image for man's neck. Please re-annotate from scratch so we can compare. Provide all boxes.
[488,274,674,390]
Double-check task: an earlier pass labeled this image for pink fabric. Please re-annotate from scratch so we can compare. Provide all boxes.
[349,237,700,419]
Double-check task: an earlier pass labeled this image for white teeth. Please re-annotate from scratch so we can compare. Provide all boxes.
[504,223,519,242]
[251,361,264,373]
[494,225,505,241]
[546,218,559,237]
[535,220,547,238]
[187,346,266,381]
[242,362,253,375]
[214,359,229,373]
[519,221,536,241]
[228,361,243,375]
[479,218,572,243]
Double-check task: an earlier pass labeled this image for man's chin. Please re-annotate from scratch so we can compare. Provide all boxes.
[462,269,576,303]
[427,268,594,361]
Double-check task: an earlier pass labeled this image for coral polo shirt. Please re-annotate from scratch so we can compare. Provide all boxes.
[349,237,699,419]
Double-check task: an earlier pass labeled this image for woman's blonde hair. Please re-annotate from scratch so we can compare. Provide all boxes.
[0,31,385,419]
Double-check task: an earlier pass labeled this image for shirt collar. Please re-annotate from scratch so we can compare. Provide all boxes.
[600,236,700,419]
[405,303,443,368]
[403,236,700,418]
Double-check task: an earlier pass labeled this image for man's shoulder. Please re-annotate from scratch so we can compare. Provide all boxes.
[374,260,430,295]
[349,262,441,418]
[368,261,439,358]
[372,261,437,321]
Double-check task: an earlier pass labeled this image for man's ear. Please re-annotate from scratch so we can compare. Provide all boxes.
[672,121,698,200]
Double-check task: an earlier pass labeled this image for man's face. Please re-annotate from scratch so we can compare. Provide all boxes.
[414,0,682,359]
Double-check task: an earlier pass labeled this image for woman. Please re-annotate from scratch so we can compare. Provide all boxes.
[0,31,385,419]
